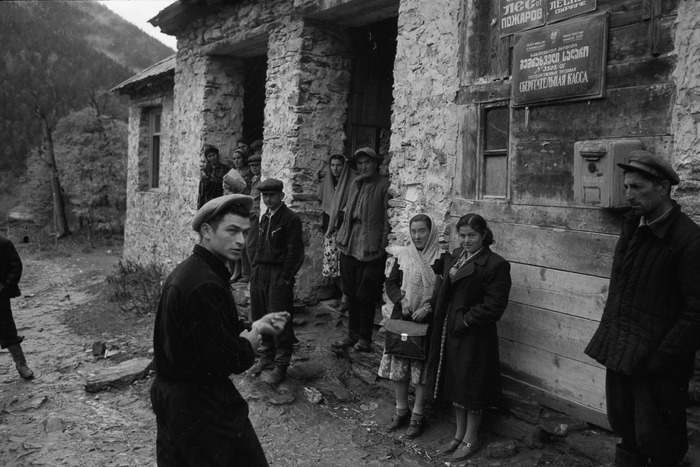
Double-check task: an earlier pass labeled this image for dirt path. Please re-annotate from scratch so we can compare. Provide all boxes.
[0,247,433,467]
[5,243,669,467]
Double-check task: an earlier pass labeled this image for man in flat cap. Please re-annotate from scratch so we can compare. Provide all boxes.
[332,147,390,353]
[150,194,289,466]
[248,178,304,385]
[585,150,700,467]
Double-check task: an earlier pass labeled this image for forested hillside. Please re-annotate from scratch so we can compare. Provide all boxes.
[0,0,174,196]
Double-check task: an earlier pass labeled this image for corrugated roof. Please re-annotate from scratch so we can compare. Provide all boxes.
[111,54,176,93]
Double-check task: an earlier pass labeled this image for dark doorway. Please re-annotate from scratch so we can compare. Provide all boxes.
[242,55,267,145]
[345,17,397,157]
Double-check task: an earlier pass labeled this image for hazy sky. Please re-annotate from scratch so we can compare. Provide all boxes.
[98,0,177,50]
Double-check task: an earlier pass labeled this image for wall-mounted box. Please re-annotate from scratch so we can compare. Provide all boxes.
[573,139,642,208]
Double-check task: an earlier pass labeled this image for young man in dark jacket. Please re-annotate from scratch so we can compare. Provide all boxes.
[249,178,304,385]
[585,151,700,467]
[150,194,289,466]
[0,236,34,380]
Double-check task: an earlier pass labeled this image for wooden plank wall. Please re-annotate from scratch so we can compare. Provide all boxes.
[453,0,680,428]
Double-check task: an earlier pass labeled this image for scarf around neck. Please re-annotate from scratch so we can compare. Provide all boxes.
[385,216,442,312]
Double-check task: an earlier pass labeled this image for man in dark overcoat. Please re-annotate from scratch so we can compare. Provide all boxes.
[248,178,304,385]
[0,236,34,380]
[585,151,700,467]
[150,194,289,466]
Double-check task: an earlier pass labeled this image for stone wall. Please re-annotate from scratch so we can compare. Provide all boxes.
[123,90,179,267]
[672,1,700,222]
[264,20,352,299]
[387,0,462,246]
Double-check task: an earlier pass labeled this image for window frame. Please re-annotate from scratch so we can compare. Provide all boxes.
[477,101,511,200]
[147,108,162,189]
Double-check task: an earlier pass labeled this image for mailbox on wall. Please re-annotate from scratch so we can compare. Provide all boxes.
[573,139,643,208]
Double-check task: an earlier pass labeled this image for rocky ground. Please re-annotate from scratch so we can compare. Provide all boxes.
[1,236,699,466]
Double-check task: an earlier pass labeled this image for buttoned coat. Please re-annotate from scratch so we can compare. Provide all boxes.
[426,247,511,409]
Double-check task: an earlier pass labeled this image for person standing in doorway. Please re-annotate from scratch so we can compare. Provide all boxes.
[0,236,34,380]
[585,150,700,467]
[197,145,228,208]
[150,194,290,466]
[318,154,353,310]
[332,147,390,353]
[249,178,304,386]
[246,151,263,270]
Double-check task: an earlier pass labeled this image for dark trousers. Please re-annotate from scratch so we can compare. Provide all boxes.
[250,263,295,367]
[0,299,23,348]
[150,377,268,467]
[606,369,690,466]
[339,253,385,342]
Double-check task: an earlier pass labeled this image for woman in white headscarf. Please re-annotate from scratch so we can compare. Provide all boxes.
[378,213,444,439]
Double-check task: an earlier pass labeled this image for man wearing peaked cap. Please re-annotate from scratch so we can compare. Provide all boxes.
[585,150,700,466]
[151,193,290,466]
[332,147,390,353]
[248,178,304,385]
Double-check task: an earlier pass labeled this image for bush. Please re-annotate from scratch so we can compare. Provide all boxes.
[106,260,164,317]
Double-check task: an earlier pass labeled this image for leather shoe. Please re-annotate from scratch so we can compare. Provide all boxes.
[262,366,287,385]
[439,438,461,455]
[353,340,372,352]
[451,440,482,461]
[248,359,274,376]
[331,336,357,349]
[405,417,426,439]
[386,411,411,432]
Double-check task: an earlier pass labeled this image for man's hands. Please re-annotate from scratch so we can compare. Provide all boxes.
[239,311,291,348]
[255,312,290,335]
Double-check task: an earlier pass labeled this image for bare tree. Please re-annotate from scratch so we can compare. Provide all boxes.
[33,85,71,239]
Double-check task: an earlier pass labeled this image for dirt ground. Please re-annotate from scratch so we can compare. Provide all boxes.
[0,236,696,466]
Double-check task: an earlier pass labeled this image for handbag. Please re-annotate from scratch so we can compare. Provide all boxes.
[383,319,429,360]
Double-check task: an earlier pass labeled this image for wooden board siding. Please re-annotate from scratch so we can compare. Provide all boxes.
[452,0,679,429]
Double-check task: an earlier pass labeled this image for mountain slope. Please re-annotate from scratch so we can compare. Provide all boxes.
[0,0,174,180]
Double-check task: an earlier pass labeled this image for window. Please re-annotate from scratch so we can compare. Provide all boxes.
[148,109,162,189]
[480,105,510,198]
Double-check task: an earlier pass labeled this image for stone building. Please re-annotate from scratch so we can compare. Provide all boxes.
[114,0,700,428]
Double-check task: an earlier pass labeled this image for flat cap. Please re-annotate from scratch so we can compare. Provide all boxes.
[192,194,253,231]
[258,178,283,193]
[250,139,263,152]
[248,154,262,165]
[618,150,680,185]
[348,146,383,169]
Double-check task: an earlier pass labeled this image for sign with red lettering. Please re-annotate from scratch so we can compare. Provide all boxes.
[546,0,596,23]
[500,0,545,36]
[512,13,608,107]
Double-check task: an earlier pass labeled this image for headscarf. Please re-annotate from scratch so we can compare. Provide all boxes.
[385,215,442,312]
[323,159,353,235]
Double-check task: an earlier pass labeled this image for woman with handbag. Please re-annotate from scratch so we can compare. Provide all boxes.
[378,214,444,439]
[425,213,511,462]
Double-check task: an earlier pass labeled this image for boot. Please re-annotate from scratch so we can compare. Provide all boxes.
[8,344,34,380]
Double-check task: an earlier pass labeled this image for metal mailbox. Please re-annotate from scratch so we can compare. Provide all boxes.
[573,139,642,208]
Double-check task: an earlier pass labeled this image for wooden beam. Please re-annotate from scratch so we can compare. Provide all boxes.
[487,220,617,278]
[509,263,609,320]
[299,0,399,27]
[500,339,607,417]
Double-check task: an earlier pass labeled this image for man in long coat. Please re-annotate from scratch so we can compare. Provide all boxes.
[0,236,34,380]
[585,151,700,467]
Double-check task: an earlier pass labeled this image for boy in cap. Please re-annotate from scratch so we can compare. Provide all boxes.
[585,150,700,467]
[150,194,289,466]
[249,178,304,385]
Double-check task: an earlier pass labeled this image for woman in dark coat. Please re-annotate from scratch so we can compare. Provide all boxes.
[425,213,511,462]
